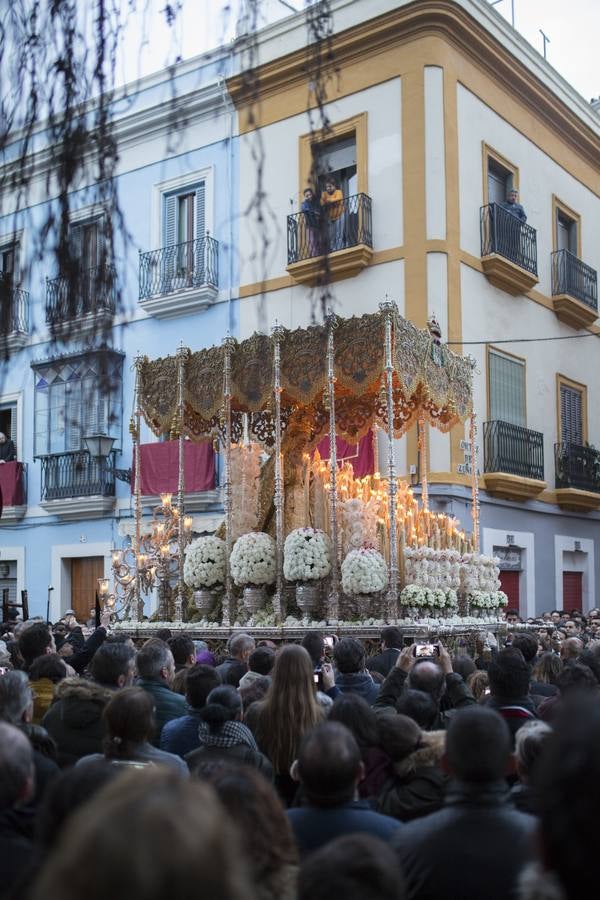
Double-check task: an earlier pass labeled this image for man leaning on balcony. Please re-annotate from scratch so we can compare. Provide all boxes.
[321,178,345,252]
[500,188,527,224]
[0,433,16,464]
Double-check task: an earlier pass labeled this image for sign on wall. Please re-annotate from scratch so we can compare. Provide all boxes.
[493,545,522,571]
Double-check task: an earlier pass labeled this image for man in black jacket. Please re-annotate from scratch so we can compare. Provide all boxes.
[19,619,108,675]
[394,707,536,900]
[215,632,255,687]
[0,723,35,896]
[485,648,538,744]
[367,627,403,678]
[374,642,475,729]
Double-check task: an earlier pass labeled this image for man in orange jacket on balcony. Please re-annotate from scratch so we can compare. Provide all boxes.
[320,178,345,252]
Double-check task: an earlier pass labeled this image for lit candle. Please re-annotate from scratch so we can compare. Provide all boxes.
[184,516,193,532]
[160,493,172,507]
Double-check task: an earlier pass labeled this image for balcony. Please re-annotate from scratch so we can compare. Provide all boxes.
[551,249,598,329]
[286,192,373,285]
[139,235,219,318]
[46,265,116,337]
[38,450,116,519]
[480,203,538,295]
[0,462,27,522]
[555,442,600,511]
[0,276,29,352]
[483,420,546,501]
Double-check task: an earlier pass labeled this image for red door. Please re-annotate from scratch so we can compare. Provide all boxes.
[499,570,520,613]
[562,572,583,614]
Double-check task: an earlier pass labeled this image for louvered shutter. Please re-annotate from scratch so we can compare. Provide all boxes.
[65,381,82,451]
[489,351,526,427]
[560,385,583,446]
[194,183,206,284]
[49,382,66,453]
[162,195,178,291]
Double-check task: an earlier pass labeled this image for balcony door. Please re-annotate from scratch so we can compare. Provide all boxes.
[489,349,526,428]
[562,571,582,613]
[560,384,583,446]
[71,557,104,623]
[556,211,578,255]
[487,158,512,207]
[163,182,206,291]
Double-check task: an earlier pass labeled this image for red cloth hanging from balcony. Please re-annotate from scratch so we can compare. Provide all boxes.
[316,429,375,478]
[132,441,216,495]
[0,462,26,508]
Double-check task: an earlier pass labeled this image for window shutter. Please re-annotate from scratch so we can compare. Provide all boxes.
[560,385,583,445]
[162,195,178,291]
[163,195,177,247]
[65,381,82,452]
[489,351,526,427]
[194,183,206,284]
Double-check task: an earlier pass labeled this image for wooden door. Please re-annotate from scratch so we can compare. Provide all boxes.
[562,571,583,614]
[71,557,104,623]
[499,570,520,614]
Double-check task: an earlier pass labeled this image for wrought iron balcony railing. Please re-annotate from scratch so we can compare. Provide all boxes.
[480,203,537,276]
[483,420,545,481]
[555,442,600,493]
[46,265,116,325]
[551,249,598,311]
[139,235,219,300]
[39,450,117,502]
[287,192,373,264]
[0,274,29,335]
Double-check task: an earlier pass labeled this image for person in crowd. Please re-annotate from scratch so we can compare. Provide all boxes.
[509,719,552,815]
[135,639,187,743]
[288,721,402,856]
[215,632,256,687]
[500,187,527,223]
[538,661,598,722]
[206,764,298,900]
[394,707,536,900]
[531,650,562,695]
[395,688,440,729]
[367,627,404,678]
[239,646,276,691]
[300,186,322,257]
[171,667,189,696]
[467,669,490,702]
[376,714,446,822]
[43,641,136,765]
[329,693,392,799]
[154,628,172,642]
[300,630,325,669]
[29,653,68,723]
[77,686,188,775]
[160,664,221,757]
[505,608,522,625]
[332,637,379,704]
[320,178,345,250]
[485,648,538,742]
[240,674,272,714]
[298,834,406,900]
[0,430,16,462]
[511,632,556,703]
[186,685,272,778]
[19,618,108,675]
[30,769,255,900]
[0,722,35,893]
[167,635,197,672]
[560,635,584,661]
[451,655,477,683]
[245,644,324,805]
[375,642,475,729]
[0,670,59,803]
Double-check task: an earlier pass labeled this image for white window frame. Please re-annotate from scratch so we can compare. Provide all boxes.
[0,391,24,462]
[150,167,214,252]
[0,228,25,284]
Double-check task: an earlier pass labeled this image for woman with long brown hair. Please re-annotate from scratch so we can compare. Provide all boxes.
[245,644,324,804]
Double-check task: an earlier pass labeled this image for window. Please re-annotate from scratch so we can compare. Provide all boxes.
[32,351,123,456]
[559,380,585,446]
[1,245,17,285]
[0,401,17,456]
[299,113,368,200]
[482,144,519,207]
[163,182,206,287]
[488,348,526,427]
[313,135,358,198]
[69,218,104,271]
[553,197,581,257]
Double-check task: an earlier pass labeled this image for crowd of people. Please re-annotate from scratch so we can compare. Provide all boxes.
[1,606,599,899]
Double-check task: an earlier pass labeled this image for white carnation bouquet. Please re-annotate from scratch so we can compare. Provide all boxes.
[399,584,428,607]
[183,536,226,589]
[469,590,506,610]
[341,547,388,595]
[230,532,276,587]
[283,527,332,582]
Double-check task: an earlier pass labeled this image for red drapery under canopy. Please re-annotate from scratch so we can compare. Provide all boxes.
[132,441,216,495]
[316,429,375,478]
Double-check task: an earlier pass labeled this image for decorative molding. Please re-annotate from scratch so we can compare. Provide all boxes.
[484,472,546,502]
[554,534,595,612]
[0,331,29,355]
[554,488,600,512]
[552,294,598,330]
[47,309,115,341]
[0,505,27,524]
[40,496,116,520]
[481,254,539,295]
[286,244,373,286]
[139,285,219,319]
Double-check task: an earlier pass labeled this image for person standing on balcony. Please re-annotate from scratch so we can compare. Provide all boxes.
[0,432,16,463]
[500,188,527,223]
[320,179,345,252]
[301,188,322,259]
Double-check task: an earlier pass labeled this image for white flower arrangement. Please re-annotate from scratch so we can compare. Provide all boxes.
[468,590,508,610]
[183,536,226,589]
[400,584,428,607]
[341,547,388,595]
[230,532,276,587]
[283,528,332,583]
[445,589,459,608]
[429,588,447,609]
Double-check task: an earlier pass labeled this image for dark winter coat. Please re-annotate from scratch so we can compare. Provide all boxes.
[394,780,536,900]
[376,730,447,822]
[136,677,188,745]
[0,806,35,896]
[367,648,400,678]
[334,671,380,705]
[288,799,402,858]
[41,678,111,766]
[374,667,476,728]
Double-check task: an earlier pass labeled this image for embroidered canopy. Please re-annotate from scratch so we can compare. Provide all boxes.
[138,309,473,448]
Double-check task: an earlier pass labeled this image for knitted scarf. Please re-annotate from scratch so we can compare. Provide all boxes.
[197,719,259,751]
